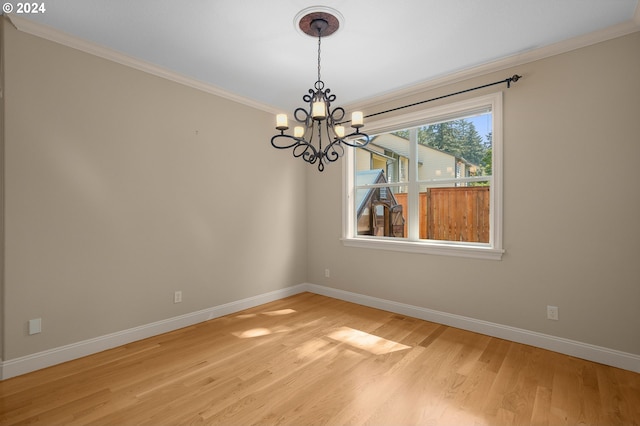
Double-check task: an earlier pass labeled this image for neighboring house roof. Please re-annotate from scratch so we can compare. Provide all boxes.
[355,169,403,218]
[356,169,385,186]
[355,169,386,216]
[369,133,478,168]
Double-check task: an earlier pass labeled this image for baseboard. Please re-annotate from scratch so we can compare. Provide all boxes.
[305,283,640,373]
[0,284,307,380]
[3,282,638,380]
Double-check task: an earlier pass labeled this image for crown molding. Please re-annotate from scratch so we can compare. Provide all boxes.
[7,14,281,114]
[346,16,640,112]
[7,12,639,116]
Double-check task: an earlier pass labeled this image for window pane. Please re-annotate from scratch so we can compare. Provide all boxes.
[355,134,410,184]
[355,185,407,238]
[355,132,410,238]
[415,112,492,178]
[345,92,502,257]
[419,182,490,243]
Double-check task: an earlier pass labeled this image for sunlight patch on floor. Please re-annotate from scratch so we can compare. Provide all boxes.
[234,313,257,319]
[327,327,411,355]
[232,325,292,338]
[234,309,297,319]
[263,309,297,316]
[294,338,332,359]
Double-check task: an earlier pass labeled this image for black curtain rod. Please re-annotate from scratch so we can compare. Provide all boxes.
[359,74,522,121]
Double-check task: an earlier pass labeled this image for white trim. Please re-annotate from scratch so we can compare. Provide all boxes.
[305,284,640,374]
[6,15,280,114]
[359,95,500,136]
[343,93,503,260]
[1,283,638,379]
[341,237,504,260]
[8,14,639,117]
[0,285,307,380]
[344,19,640,112]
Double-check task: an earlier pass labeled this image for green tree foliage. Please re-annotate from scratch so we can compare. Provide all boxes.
[421,120,485,164]
[482,132,493,175]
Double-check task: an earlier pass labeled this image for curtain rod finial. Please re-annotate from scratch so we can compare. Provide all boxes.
[507,74,522,88]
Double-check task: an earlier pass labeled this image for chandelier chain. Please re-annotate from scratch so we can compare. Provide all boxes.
[317,30,322,83]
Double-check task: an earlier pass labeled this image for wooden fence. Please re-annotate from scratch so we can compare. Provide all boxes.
[394,187,490,243]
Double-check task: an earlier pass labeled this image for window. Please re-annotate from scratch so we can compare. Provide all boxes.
[343,93,503,260]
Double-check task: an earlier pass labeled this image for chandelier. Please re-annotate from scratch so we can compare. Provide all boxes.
[271,9,370,172]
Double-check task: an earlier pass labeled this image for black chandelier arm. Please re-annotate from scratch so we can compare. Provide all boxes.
[338,130,371,148]
[302,88,315,104]
[292,140,320,164]
[327,105,345,124]
[271,132,304,150]
[271,132,326,170]
[294,107,312,126]
[324,89,336,103]
[322,139,345,164]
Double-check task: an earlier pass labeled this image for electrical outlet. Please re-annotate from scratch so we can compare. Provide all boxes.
[29,318,42,335]
[325,268,330,278]
[174,291,182,304]
[547,305,559,320]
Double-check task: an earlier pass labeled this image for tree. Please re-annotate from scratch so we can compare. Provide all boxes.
[419,119,486,165]
[481,132,492,175]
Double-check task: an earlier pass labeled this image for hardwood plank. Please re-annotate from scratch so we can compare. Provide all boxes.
[1,292,638,425]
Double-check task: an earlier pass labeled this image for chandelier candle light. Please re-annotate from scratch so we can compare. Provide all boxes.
[271,9,370,172]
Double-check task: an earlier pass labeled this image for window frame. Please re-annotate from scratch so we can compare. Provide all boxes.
[342,92,504,260]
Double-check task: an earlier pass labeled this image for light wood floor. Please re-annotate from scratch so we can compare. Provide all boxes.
[1,292,639,425]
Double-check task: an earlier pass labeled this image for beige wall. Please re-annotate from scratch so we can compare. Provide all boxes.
[307,31,640,355]
[2,17,639,365]
[1,19,307,360]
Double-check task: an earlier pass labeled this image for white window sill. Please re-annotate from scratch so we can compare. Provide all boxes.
[341,237,504,260]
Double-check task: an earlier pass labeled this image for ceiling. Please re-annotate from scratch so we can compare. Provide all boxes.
[11,0,640,113]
